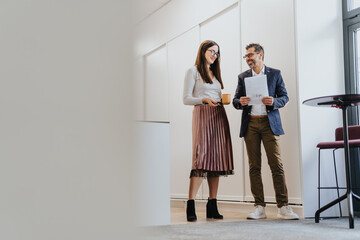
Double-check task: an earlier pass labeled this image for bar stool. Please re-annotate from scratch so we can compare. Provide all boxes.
[316,125,360,217]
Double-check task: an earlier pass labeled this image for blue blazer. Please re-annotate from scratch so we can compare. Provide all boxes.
[232,66,289,137]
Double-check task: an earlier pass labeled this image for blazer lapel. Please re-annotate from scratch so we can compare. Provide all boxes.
[245,69,252,78]
[265,65,272,95]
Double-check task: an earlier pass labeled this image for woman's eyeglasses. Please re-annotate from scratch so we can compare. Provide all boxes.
[207,50,220,58]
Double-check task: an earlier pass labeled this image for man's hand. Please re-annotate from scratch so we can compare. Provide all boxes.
[262,96,274,106]
[240,97,251,106]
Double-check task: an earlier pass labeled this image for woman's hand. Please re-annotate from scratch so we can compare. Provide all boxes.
[240,97,250,106]
[202,98,218,107]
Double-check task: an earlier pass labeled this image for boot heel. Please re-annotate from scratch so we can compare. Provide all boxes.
[206,198,223,219]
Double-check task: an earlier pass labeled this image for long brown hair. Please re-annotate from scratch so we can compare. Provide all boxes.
[195,40,224,89]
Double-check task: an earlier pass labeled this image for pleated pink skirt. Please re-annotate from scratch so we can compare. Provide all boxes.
[190,104,234,178]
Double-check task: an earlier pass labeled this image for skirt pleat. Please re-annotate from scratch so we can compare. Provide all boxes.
[190,104,234,178]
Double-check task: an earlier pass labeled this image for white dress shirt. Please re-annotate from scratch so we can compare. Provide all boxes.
[251,65,267,116]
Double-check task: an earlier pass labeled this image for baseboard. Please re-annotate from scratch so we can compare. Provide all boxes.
[171,194,302,205]
[171,199,304,218]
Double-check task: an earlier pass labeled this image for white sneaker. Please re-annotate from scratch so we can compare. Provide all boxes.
[247,205,266,219]
[277,205,299,220]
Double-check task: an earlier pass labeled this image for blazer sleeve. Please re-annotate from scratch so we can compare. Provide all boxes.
[232,74,250,110]
[272,71,289,110]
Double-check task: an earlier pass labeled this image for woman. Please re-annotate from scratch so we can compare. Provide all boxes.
[183,40,234,222]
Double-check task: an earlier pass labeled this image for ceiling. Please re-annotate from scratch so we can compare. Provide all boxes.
[132,0,171,24]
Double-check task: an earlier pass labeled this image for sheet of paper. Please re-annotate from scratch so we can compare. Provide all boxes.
[244,75,269,105]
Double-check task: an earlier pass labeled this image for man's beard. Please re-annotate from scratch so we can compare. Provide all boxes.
[247,60,255,68]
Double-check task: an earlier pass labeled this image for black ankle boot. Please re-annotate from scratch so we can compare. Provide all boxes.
[186,200,197,222]
[206,198,223,219]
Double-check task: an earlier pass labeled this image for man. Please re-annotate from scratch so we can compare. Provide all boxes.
[233,43,299,220]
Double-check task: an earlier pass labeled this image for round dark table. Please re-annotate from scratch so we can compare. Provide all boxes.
[303,94,360,229]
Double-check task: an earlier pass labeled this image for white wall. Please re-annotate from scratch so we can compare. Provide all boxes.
[199,5,243,200]
[295,0,345,217]
[135,0,243,202]
[135,0,348,219]
[133,0,238,58]
[0,1,133,239]
[240,0,302,204]
[168,26,200,198]
[135,0,303,207]
[144,45,169,122]
[134,58,145,121]
[133,0,238,121]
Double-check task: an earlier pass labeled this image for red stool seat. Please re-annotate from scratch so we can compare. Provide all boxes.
[317,139,360,149]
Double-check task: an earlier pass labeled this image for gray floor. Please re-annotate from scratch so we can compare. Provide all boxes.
[140,218,360,240]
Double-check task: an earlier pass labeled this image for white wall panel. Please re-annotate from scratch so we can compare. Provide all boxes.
[241,0,302,204]
[168,27,200,199]
[144,45,169,122]
[296,0,345,217]
[133,58,144,121]
[133,0,238,58]
[200,4,244,200]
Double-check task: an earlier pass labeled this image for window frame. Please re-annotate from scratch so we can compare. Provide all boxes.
[342,0,360,215]
[343,0,360,19]
[343,2,360,124]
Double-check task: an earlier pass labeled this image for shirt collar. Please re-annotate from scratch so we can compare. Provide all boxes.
[252,65,265,76]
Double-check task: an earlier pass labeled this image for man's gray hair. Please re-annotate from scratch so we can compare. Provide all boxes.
[246,43,264,60]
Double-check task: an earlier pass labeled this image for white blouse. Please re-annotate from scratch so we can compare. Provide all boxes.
[183,66,222,105]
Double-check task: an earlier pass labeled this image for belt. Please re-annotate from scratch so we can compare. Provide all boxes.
[201,102,223,106]
[250,115,267,118]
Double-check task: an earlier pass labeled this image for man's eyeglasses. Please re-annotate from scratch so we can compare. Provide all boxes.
[207,50,220,58]
[243,52,259,59]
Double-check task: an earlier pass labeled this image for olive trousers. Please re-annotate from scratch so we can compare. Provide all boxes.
[244,116,288,208]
